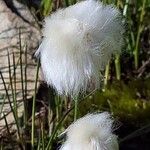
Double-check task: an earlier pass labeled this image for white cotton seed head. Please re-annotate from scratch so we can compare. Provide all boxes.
[35,0,125,96]
[60,112,119,150]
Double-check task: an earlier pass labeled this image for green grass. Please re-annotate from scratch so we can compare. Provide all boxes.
[0,0,150,149]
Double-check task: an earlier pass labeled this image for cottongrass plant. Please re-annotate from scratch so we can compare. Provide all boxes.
[35,0,125,96]
[60,112,118,150]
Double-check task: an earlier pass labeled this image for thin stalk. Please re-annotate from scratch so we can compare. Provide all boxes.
[55,96,60,121]
[31,59,40,149]
[115,54,121,80]
[7,51,19,122]
[123,0,129,16]
[37,136,41,150]
[134,0,146,69]
[24,44,28,126]
[19,30,27,126]
[114,0,122,81]
[12,53,17,118]
[3,113,11,137]
[24,45,28,104]
[74,97,78,121]
[104,62,110,88]
[24,44,29,150]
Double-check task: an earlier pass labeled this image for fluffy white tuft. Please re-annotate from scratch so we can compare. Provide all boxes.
[60,112,119,150]
[36,0,125,96]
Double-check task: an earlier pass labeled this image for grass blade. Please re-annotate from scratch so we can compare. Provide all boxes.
[134,0,146,69]
[31,59,40,149]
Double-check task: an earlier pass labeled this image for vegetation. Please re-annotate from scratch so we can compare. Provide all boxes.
[0,0,150,149]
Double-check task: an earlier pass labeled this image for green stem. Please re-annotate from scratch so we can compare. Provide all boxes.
[12,53,17,119]
[7,51,18,118]
[134,0,146,69]
[31,59,40,149]
[115,54,121,80]
[104,62,110,88]
[74,96,78,121]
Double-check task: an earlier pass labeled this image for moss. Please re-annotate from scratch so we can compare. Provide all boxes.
[79,78,150,127]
